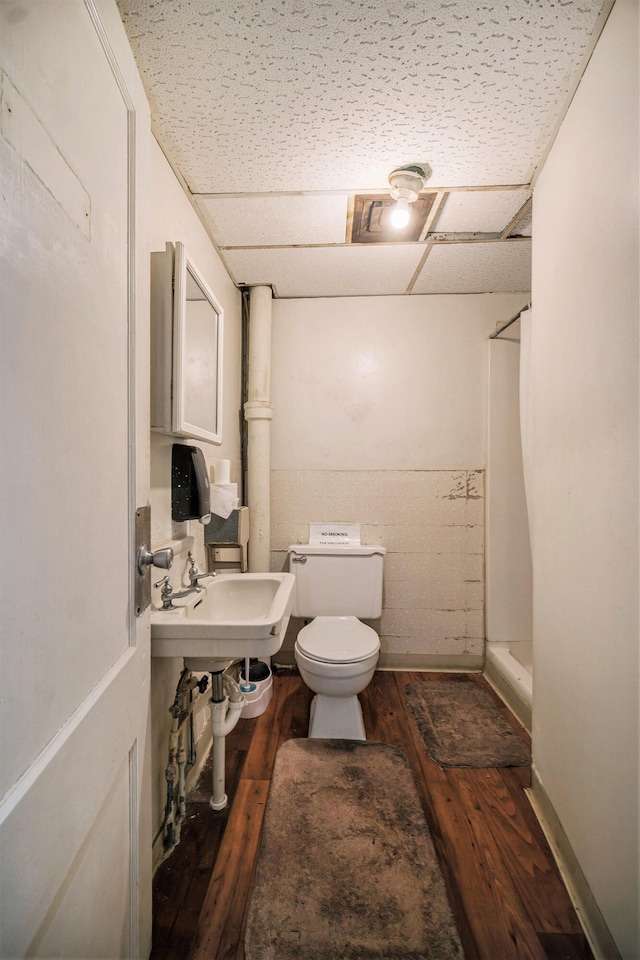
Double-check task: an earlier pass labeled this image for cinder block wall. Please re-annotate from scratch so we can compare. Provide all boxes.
[271,469,484,669]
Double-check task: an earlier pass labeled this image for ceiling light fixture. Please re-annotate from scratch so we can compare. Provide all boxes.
[388,164,429,229]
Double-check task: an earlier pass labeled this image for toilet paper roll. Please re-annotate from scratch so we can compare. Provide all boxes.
[215,459,231,484]
[211,482,238,519]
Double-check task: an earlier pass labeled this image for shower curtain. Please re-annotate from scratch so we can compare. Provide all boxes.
[519,308,534,552]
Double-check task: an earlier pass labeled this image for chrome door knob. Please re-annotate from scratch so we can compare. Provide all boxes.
[137,545,174,576]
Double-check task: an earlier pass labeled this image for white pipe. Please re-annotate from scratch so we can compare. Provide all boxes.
[163,720,180,852]
[161,672,207,857]
[247,285,272,400]
[168,731,188,849]
[208,683,245,810]
[177,736,186,820]
[210,727,228,811]
[245,285,273,572]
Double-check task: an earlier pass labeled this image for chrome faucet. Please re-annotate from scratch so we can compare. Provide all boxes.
[187,551,216,589]
[154,575,199,611]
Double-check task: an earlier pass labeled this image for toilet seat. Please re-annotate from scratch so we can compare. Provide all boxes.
[296,616,379,664]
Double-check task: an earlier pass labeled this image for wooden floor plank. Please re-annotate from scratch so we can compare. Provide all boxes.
[457,767,586,937]
[189,779,269,960]
[151,802,230,960]
[430,772,550,960]
[383,672,483,960]
[537,932,594,960]
[241,675,310,779]
[271,672,312,743]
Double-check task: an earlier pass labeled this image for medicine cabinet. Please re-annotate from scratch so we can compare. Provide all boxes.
[151,241,223,444]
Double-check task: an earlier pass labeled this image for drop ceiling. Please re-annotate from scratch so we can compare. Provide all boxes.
[117,0,613,298]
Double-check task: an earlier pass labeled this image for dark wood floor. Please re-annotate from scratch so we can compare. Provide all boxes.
[150,671,593,960]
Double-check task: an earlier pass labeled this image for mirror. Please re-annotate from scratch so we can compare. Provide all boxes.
[150,242,223,444]
[173,243,223,443]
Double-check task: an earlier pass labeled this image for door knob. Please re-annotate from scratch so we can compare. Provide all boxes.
[137,545,174,576]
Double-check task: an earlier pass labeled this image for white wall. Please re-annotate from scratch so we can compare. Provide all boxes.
[272,294,525,470]
[149,137,243,550]
[147,138,243,861]
[530,1,639,955]
[271,293,528,667]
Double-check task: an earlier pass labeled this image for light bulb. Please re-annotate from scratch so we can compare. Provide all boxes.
[390,197,410,228]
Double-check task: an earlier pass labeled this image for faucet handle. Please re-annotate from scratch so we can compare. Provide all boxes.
[153,575,171,593]
[187,550,215,586]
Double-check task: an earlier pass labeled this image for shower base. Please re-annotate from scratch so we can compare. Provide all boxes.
[484,641,532,733]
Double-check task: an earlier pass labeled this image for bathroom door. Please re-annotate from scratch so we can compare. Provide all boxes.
[0,2,152,957]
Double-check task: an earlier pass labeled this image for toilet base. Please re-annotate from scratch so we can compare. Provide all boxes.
[308,693,366,740]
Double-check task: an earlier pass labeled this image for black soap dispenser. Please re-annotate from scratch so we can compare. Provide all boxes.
[171,444,212,524]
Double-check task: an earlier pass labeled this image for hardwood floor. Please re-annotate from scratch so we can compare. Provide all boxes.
[150,672,593,960]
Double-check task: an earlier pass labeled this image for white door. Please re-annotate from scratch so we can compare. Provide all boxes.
[0,2,152,956]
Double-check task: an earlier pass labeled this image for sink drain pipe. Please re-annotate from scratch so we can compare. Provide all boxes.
[209,670,245,810]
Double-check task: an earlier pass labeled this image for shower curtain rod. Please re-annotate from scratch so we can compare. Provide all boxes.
[489,303,531,340]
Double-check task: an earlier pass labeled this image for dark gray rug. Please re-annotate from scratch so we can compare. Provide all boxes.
[245,739,464,960]
[406,680,531,767]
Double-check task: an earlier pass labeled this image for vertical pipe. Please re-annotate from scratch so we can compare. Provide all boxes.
[211,670,225,702]
[177,732,186,819]
[210,730,228,810]
[244,285,273,572]
[208,677,246,811]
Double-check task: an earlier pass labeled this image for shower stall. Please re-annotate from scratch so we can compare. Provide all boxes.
[484,309,533,730]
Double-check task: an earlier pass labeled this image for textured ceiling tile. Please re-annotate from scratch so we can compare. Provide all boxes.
[433,190,531,234]
[223,245,425,298]
[511,205,533,237]
[412,241,531,294]
[116,0,605,295]
[118,0,607,193]
[197,195,348,246]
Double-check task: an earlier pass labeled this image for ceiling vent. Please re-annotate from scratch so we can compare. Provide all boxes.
[349,193,437,243]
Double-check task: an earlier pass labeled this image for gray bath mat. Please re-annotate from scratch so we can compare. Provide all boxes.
[406,680,531,767]
[245,738,464,960]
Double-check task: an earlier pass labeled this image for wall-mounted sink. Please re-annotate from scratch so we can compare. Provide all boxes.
[150,572,295,667]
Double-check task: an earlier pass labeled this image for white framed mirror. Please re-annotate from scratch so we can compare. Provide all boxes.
[173,243,223,444]
[150,242,223,444]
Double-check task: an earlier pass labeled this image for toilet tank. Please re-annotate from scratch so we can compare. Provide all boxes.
[288,544,386,618]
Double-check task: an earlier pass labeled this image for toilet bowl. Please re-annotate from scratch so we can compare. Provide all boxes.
[288,538,386,739]
[295,616,379,739]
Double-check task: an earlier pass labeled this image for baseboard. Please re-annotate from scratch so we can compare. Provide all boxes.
[273,649,296,667]
[273,650,483,672]
[377,652,483,672]
[528,770,621,960]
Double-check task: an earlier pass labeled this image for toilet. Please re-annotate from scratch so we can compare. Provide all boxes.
[288,533,386,740]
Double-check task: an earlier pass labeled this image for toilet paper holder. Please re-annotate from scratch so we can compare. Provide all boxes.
[204,506,249,572]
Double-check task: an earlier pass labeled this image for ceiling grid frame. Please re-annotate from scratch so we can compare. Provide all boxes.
[118,0,613,297]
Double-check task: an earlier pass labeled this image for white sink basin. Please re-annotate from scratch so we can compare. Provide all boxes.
[150,572,295,664]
